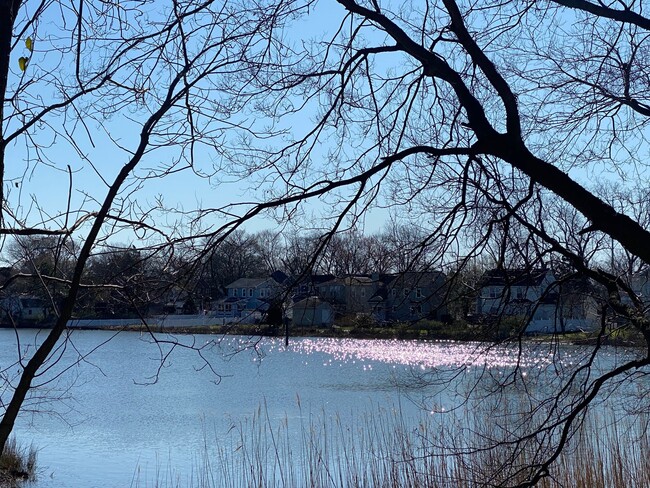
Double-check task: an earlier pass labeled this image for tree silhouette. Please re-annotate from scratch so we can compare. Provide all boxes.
[2,0,650,485]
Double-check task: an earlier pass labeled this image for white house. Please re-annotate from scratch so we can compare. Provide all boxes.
[476,269,600,333]
[291,297,333,327]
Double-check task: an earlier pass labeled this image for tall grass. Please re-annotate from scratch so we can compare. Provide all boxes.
[212,403,648,487]
[0,437,37,487]
[139,400,650,488]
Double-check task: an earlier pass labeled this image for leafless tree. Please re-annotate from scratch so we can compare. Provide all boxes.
[3,0,650,484]
[0,0,308,454]
[193,0,650,485]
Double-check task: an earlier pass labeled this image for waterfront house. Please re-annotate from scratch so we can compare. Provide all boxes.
[475,268,600,333]
[369,271,449,323]
[290,274,336,300]
[0,295,49,323]
[315,275,376,316]
[213,276,286,323]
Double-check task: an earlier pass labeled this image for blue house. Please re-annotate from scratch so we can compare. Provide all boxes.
[214,277,285,323]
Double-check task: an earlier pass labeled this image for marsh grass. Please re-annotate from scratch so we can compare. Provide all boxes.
[227,405,649,487]
[0,438,36,488]
[139,400,650,488]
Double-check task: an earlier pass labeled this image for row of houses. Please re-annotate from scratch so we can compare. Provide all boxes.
[205,267,611,333]
[4,266,642,333]
[210,271,450,327]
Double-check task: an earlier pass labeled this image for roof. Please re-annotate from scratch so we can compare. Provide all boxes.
[478,269,552,288]
[368,288,387,302]
[305,274,337,285]
[226,277,272,288]
[293,296,332,309]
[19,298,45,308]
[321,275,375,287]
[270,270,289,284]
[385,271,446,288]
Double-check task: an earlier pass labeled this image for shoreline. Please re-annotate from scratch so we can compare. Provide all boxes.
[2,317,644,347]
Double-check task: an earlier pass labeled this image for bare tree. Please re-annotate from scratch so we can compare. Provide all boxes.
[190,0,650,485]
[3,0,650,484]
[0,0,305,454]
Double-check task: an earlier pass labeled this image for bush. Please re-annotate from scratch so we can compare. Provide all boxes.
[352,314,375,329]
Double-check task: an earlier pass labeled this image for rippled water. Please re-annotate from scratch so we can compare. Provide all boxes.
[0,329,640,487]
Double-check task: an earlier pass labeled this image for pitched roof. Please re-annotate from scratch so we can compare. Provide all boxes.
[478,269,552,287]
[270,270,289,284]
[293,296,332,309]
[385,271,446,287]
[226,277,271,288]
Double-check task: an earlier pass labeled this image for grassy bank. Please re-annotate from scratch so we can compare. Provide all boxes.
[0,438,36,488]
[85,319,645,348]
[77,319,488,342]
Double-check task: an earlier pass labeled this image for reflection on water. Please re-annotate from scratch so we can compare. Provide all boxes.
[0,330,643,487]
[290,337,553,369]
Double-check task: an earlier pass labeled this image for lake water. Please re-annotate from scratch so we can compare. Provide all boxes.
[0,329,642,487]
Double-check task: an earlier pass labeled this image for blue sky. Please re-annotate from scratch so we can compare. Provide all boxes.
[5,0,400,246]
[6,0,639,251]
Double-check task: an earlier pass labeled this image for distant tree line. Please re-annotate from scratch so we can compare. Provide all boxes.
[3,183,648,321]
[0,221,458,318]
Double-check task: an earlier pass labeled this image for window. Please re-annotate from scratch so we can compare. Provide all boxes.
[489,287,498,298]
[416,288,422,298]
[249,288,253,297]
[241,288,246,297]
[391,289,397,298]
[403,289,409,297]
[361,288,366,298]
[260,288,266,298]
[233,289,238,297]
[225,304,232,312]
[515,288,525,299]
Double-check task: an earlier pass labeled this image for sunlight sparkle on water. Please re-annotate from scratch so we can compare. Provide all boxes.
[286,338,554,370]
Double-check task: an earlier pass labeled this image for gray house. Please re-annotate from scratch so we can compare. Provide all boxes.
[368,272,449,323]
[314,275,375,315]
[0,296,49,323]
